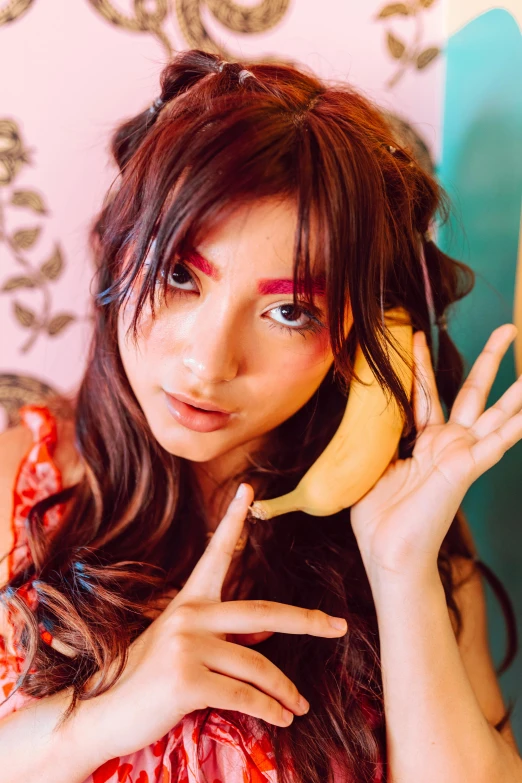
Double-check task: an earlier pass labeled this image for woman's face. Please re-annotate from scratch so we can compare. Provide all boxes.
[117,197,338,475]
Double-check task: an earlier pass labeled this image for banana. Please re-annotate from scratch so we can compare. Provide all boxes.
[249,307,414,520]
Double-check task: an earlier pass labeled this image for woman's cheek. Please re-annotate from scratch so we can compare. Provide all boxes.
[272,329,333,387]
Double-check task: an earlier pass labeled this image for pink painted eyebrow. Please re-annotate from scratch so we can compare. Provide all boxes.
[185,248,327,297]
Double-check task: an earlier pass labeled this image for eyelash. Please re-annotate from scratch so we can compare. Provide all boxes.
[150,260,325,338]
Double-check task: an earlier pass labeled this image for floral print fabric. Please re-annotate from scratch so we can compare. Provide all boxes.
[0,405,383,783]
[0,405,280,782]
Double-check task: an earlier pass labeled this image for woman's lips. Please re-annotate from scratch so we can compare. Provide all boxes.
[164,392,233,433]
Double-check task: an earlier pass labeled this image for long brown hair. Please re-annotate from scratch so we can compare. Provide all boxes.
[1,49,517,783]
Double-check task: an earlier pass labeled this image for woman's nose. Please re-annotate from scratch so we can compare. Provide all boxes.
[182,354,236,383]
[182,309,241,384]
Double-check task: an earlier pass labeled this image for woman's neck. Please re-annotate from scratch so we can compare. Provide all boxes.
[186,439,265,533]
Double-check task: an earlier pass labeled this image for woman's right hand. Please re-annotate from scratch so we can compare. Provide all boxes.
[88,483,348,762]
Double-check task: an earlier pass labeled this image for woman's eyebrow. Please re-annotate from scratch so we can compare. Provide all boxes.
[185,248,326,297]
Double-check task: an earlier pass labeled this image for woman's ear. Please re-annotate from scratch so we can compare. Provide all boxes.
[250,307,414,520]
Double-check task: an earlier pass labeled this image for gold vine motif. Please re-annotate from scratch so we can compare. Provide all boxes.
[87,0,290,58]
[0,0,34,28]
[0,373,59,428]
[376,0,441,89]
[87,0,172,57]
[0,120,79,353]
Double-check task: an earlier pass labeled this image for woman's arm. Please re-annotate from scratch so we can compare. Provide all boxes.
[371,564,522,783]
[348,327,522,781]
[0,686,111,783]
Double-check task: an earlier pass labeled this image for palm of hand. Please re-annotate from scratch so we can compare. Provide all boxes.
[350,324,522,580]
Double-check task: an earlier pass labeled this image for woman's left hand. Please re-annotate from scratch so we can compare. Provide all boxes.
[350,323,522,584]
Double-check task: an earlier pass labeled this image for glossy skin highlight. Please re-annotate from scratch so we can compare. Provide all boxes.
[117,198,338,520]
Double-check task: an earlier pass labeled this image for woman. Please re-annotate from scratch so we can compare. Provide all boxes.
[0,48,520,783]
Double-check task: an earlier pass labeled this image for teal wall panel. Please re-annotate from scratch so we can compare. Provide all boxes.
[439,8,522,746]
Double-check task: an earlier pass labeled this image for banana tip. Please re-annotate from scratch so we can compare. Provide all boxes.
[249,501,270,520]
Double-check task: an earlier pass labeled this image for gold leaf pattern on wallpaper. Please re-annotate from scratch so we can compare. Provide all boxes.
[177,0,290,54]
[0,373,60,429]
[87,0,290,58]
[0,119,78,354]
[0,0,35,28]
[88,0,172,57]
[11,189,47,213]
[376,0,441,88]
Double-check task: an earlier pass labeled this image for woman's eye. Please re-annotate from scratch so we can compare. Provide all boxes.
[267,303,324,337]
[151,259,324,337]
[163,263,197,291]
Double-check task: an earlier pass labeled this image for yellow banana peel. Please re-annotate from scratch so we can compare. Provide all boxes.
[249,307,414,520]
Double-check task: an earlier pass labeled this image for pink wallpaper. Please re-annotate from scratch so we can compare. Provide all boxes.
[0,0,446,430]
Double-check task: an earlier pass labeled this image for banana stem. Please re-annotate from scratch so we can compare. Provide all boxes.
[249,490,302,520]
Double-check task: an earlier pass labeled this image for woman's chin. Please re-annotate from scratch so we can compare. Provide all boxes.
[149,423,237,463]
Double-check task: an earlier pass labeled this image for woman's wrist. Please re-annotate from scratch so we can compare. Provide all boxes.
[0,686,112,783]
[64,685,118,771]
[79,675,186,763]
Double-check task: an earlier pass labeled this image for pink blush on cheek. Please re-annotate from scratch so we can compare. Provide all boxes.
[277,332,333,382]
[308,326,332,361]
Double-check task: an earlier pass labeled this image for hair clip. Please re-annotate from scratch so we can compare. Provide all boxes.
[148,96,165,116]
[216,60,229,73]
[382,142,415,167]
[238,68,255,84]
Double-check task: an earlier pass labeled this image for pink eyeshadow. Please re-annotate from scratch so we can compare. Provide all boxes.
[185,249,326,297]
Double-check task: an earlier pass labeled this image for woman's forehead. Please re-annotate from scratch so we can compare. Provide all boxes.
[130,180,328,287]
[190,197,326,270]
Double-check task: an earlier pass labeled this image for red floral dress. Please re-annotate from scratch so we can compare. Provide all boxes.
[0,405,382,783]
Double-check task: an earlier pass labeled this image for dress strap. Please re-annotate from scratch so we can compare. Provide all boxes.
[8,405,64,583]
[5,405,67,657]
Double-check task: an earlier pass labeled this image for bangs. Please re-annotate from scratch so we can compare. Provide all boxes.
[97,88,374,350]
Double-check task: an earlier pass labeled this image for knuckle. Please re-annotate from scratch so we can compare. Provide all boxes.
[286,679,300,704]
[243,651,296,703]
[171,663,203,709]
[462,378,482,394]
[231,684,251,707]
[170,604,198,633]
[304,607,320,625]
[272,672,296,705]
[268,698,287,724]
[245,649,267,675]
[250,600,272,617]
[167,632,193,659]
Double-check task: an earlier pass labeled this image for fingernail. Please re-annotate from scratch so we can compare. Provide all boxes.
[282,708,294,724]
[234,483,247,500]
[297,695,310,714]
[328,616,347,631]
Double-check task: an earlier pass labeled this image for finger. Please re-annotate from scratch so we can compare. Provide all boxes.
[470,408,522,479]
[203,671,297,727]
[412,331,445,428]
[180,483,254,601]
[469,373,522,441]
[189,600,348,638]
[449,324,517,429]
[203,638,309,717]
